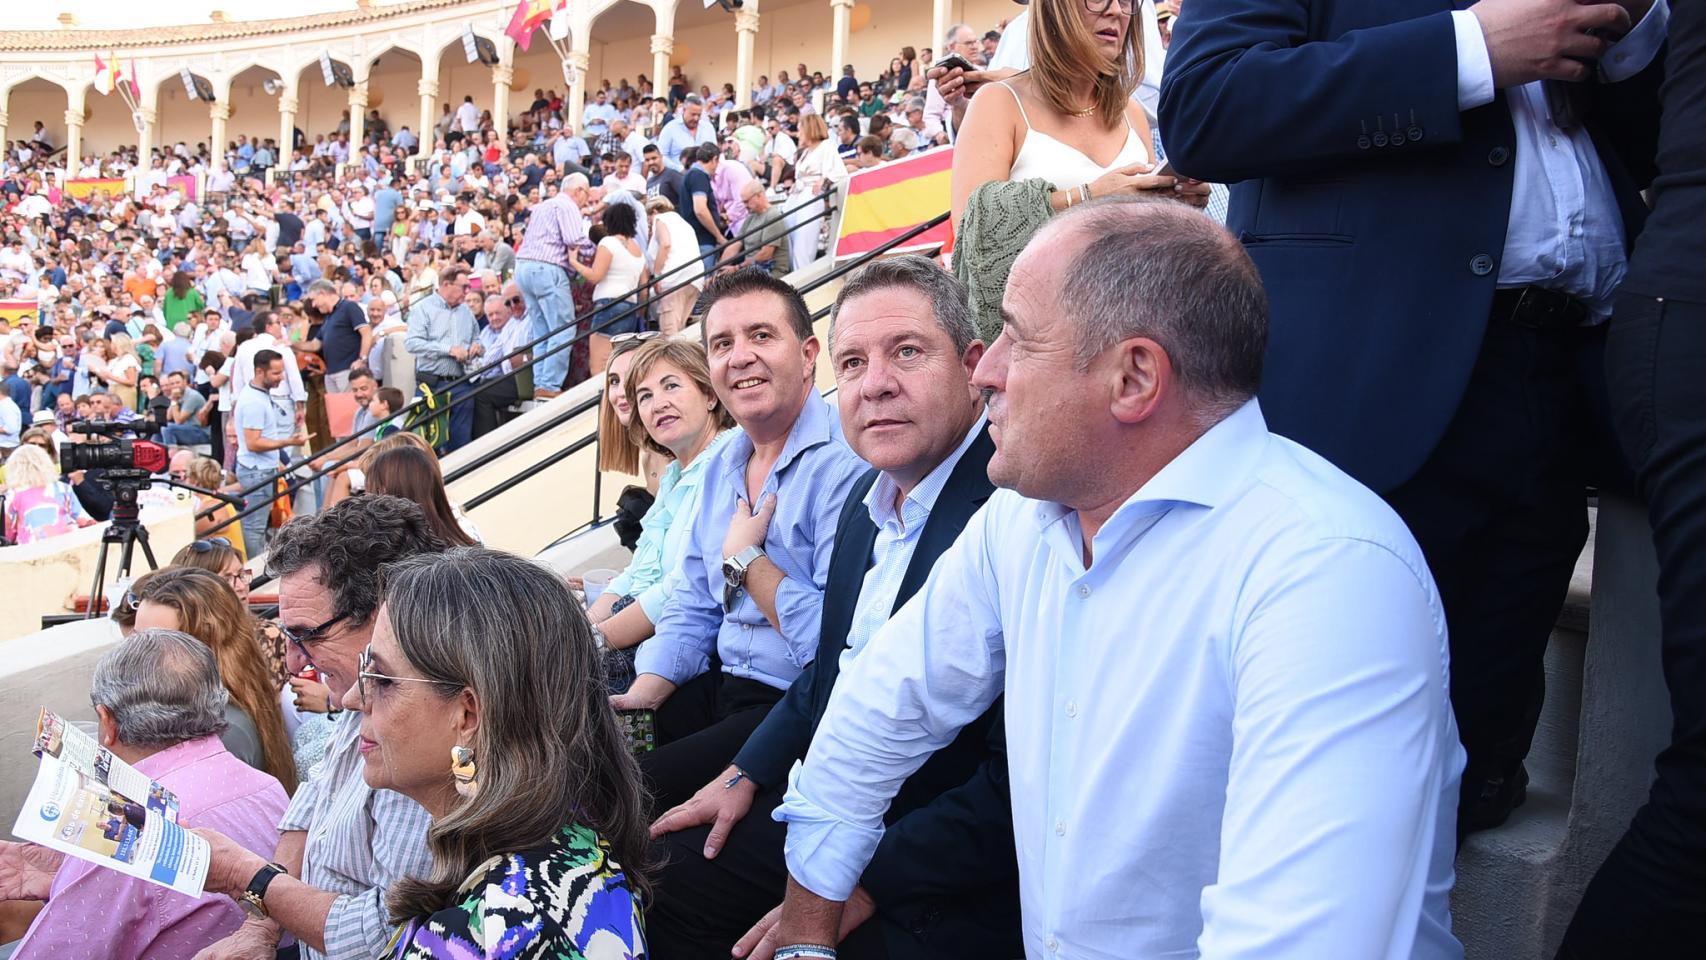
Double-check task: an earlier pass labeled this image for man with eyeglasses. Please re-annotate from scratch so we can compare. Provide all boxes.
[191,495,447,960]
[471,292,532,439]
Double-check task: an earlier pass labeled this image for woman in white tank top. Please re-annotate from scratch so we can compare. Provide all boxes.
[950,0,1209,231]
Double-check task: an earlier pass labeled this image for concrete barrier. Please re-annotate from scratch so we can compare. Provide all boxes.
[0,496,197,642]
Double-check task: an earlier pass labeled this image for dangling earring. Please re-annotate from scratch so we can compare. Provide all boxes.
[450,745,478,799]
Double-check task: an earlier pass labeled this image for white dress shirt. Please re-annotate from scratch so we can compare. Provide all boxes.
[778,401,1464,960]
[1450,1,1668,316]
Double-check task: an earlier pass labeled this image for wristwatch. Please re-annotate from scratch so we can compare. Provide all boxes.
[238,862,288,919]
[722,545,765,610]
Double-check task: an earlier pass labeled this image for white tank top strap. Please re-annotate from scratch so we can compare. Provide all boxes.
[997,81,1034,131]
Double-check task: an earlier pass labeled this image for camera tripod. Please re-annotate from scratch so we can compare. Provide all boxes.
[85,470,157,619]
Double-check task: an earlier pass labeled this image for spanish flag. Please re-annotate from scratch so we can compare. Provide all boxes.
[833,147,954,261]
[505,0,562,51]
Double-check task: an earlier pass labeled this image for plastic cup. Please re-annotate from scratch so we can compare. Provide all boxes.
[581,568,620,605]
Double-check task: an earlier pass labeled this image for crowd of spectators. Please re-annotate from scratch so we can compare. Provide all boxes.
[1,0,1702,958]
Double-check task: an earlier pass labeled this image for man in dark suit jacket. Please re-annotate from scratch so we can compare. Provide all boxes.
[644,257,1021,960]
[1161,0,1665,837]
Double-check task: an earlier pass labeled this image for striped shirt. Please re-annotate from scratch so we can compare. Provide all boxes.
[278,711,434,960]
[514,192,587,268]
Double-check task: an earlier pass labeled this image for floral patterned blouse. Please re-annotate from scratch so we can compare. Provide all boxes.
[384,822,646,960]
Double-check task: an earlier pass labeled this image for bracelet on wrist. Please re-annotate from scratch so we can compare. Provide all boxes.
[774,946,838,960]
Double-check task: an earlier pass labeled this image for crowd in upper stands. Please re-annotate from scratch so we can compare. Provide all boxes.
[1,0,1701,956]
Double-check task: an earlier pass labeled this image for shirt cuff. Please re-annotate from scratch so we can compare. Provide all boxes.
[1601,0,1668,83]
[775,761,887,903]
[1450,10,1496,111]
[631,634,706,686]
[636,581,670,624]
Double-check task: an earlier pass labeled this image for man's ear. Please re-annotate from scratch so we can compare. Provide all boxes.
[1108,336,1171,426]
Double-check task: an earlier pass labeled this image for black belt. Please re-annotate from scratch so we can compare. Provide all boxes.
[1491,286,1591,331]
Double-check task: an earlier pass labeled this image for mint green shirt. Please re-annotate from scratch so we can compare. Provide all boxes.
[608,429,737,622]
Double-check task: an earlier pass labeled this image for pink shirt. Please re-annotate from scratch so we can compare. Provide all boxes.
[712,156,756,237]
[16,736,288,960]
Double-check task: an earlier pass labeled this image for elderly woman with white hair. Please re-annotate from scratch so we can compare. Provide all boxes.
[0,629,288,959]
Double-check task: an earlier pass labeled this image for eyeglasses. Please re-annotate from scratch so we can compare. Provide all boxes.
[356,644,461,708]
[279,611,350,663]
[610,331,662,346]
[1084,0,1138,13]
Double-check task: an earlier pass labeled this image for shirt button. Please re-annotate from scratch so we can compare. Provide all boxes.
[1065,701,1078,718]
[1046,936,1059,953]
[1076,584,1090,599]
[1548,135,1559,148]
[1055,819,1066,836]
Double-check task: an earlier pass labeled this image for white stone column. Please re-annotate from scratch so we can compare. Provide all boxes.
[830,0,854,86]
[932,0,951,68]
[135,105,157,167]
[348,81,368,157]
[492,64,513,140]
[63,85,87,174]
[0,109,9,160]
[417,77,438,159]
[209,101,231,173]
[735,7,760,110]
[277,90,298,181]
[567,50,590,135]
[650,35,673,106]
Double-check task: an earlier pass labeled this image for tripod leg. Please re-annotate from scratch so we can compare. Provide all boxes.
[85,540,111,620]
[134,527,158,572]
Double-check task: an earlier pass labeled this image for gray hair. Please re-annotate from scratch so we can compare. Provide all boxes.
[1049,198,1267,416]
[304,278,338,299]
[890,128,920,149]
[90,629,229,747]
[945,22,973,46]
[829,254,977,354]
[682,94,703,107]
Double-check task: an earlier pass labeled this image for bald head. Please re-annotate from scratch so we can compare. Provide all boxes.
[1018,198,1267,415]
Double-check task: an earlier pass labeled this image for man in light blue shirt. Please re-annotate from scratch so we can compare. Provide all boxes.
[403,266,479,450]
[231,349,307,558]
[612,270,866,809]
[656,96,717,172]
[768,201,1464,960]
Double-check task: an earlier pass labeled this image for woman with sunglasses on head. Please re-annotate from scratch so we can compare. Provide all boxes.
[129,567,300,794]
[197,548,650,958]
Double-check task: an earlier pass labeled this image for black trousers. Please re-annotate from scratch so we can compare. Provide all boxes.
[640,672,783,814]
[645,785,891,960]
[471,374,521,439]
[1384,318,1608,806]
[1558,294,1706,956]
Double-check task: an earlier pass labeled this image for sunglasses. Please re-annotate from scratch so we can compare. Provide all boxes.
[356,644,460,708]
[610,331,662,346]
[279,611,351,665]
[187,537,232,552]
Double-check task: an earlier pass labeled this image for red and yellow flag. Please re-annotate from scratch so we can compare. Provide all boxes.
[505,0,562,51]
[833,147,954,261]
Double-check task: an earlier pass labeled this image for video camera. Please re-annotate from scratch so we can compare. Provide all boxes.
[59,419,170,475]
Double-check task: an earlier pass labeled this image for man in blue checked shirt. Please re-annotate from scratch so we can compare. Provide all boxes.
[610,269,867,811]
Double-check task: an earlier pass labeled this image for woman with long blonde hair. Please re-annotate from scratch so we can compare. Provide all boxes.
[130,567,299,793]
[104,333,143,412]
[946,0,1207,338]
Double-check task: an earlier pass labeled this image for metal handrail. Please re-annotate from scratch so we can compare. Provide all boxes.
[204,186,839,519]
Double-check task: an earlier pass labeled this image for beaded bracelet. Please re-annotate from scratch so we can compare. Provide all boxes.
[774,946,838,960]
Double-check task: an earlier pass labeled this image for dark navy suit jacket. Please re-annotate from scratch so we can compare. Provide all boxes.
[732,425,1021,957]
[1160,1,1662,491]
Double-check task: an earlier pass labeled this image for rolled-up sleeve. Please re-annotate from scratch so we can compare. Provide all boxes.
[777,503,1007,901]
[633,474,723,686]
